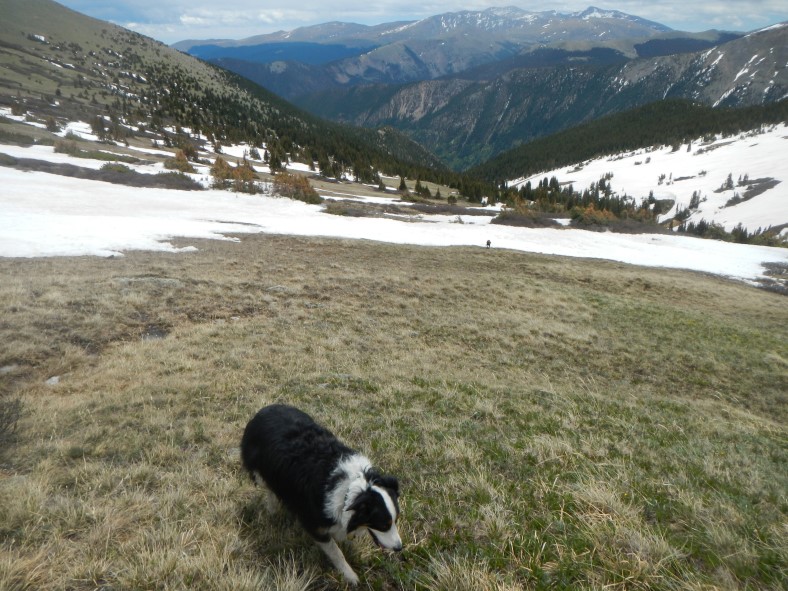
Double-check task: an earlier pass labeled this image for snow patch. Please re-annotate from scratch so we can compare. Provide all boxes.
[509,124,788,236]
[0,140,785,284]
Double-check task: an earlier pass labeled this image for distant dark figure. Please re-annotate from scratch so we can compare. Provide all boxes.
[486,240,491,249]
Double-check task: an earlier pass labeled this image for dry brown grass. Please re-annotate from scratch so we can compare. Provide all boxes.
[0,234,785,590]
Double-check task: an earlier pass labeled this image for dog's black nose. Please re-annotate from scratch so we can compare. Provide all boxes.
[392,543,403,552]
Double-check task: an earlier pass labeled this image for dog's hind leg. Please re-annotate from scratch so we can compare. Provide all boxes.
[317,539,360,585]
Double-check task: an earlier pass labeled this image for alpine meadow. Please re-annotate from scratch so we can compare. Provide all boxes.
[1,0,787,590]
[1,237,786,590]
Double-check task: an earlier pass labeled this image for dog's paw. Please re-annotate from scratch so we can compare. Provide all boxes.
[344,571,360,586]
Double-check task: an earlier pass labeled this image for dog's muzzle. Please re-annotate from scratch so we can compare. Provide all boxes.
[369,527,403,552]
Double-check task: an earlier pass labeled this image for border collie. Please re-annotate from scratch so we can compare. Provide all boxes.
[241,404,402,585]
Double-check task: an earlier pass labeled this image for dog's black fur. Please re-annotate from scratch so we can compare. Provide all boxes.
[241,404,401,584]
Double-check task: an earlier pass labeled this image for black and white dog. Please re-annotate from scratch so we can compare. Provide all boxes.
[241,404,402,585]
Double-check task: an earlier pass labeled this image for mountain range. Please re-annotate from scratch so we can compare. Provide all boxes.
[1,0,785,249]
[176,6,730,99]
[176,6,673,50]
[297,24,787,168]
[2,0,786,183]
[175,7,785,170]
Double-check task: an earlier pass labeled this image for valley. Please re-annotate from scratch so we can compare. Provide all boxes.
[176,7,784,169]
[292,24,787,169]
[2,106,786,284]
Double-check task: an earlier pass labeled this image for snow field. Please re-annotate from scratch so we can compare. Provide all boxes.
[1,115,786,284]
[510,124,788,234]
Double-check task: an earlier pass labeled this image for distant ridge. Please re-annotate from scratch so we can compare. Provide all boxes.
[175,5,680,97]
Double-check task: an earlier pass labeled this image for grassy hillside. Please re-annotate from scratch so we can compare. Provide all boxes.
[1,235,785,590]
[0,0,445,179]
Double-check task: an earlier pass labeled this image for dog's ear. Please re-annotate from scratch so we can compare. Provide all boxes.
[346,490,371,533]
[377,475,399,496]
[346,490,369,513]
[367,470,399,496]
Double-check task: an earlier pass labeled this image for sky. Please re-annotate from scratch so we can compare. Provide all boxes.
[55,1,788,44]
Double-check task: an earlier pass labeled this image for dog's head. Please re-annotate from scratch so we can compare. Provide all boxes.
[346,473,402,552]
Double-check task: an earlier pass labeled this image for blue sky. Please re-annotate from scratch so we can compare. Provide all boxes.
[56,1,788,44]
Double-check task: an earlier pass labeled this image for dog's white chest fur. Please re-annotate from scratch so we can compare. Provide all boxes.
[325,454,373,538]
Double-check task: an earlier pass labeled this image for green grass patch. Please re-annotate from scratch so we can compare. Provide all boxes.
[54,139,141,163]
[0,128,36,146]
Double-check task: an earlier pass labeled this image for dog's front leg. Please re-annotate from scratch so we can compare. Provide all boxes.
[317,539,360,585]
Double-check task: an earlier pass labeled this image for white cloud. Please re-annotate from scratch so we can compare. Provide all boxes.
[179,15,210,27]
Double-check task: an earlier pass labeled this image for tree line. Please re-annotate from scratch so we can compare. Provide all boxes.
[470,99,788,184]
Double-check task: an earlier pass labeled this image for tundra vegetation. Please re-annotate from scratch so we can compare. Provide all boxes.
[0,235,785,590]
